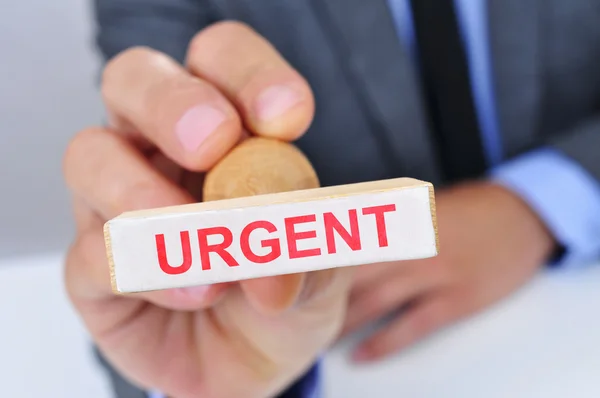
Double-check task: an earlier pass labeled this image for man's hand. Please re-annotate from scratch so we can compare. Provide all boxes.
[63,22,353,398]
[340,181,556,362]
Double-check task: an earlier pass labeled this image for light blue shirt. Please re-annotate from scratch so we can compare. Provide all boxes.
[149,2,600,397]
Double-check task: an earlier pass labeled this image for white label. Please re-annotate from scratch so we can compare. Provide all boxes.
[107,186,437,293]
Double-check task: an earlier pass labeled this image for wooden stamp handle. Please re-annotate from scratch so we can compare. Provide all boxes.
[105,136,438,293]
[203,137,321,201]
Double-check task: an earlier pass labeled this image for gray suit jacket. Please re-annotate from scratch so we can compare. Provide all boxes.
[91,0,600,396]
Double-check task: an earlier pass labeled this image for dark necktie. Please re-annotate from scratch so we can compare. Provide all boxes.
[408,0,487,182]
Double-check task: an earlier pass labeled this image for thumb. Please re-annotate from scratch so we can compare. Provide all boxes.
[240,273,306,316]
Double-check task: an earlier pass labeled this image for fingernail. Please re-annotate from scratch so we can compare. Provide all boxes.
[176,285,211,300]
[255,85,302,121]
[176,105,226,152]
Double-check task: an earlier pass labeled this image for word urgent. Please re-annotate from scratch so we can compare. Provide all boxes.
[155,204,397,275]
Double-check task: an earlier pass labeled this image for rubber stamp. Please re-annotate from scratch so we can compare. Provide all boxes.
[104,137,439,293]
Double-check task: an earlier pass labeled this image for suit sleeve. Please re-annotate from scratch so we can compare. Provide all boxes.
[491,118,600,268]
[92,1,321,397]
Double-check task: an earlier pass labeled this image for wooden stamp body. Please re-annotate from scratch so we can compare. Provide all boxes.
[105,178,438,293]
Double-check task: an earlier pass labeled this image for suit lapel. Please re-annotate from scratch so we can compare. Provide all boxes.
[488,0,542,158]
[311,0,442,183]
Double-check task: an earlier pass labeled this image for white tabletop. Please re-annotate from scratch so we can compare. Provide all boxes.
[1,253,599,398]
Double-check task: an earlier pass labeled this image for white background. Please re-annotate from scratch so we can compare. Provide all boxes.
[0,0,104,257]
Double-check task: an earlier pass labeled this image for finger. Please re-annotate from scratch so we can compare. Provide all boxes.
[64,128,235,307]
[239,265,351,317]
[187,21,315,140]
[340,265,440,337]
[351,292,464,362]
[65,224,232,311]
[63,127,194,220]
[102,46,243,171]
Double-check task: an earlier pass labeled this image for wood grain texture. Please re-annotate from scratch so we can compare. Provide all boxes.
[203,137,320,201]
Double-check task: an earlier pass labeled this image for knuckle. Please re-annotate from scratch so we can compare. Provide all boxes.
[62,127,104,185]
[144,71,193,113]
[101,46,165,101]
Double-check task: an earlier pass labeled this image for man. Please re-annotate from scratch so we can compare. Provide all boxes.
[63,0,600,397]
